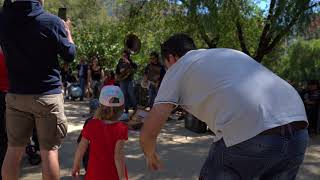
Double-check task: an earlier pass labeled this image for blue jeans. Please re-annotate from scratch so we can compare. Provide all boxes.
[148,84,158,108]
[91,80,101,99]
[199,128,309,180]
[120,80,137,113]
[79,77,86,98]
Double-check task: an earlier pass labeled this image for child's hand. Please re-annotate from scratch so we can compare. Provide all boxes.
[71,164,81,178]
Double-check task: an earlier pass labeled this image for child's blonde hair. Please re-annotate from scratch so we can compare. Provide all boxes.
[94,104,124,121]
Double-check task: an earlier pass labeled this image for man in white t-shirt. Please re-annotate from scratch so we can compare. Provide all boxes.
[140,34,309,179]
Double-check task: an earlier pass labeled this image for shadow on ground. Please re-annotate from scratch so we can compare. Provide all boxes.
[19,100,320,180]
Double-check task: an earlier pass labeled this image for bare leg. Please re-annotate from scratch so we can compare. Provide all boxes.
[40,149,60,180]
[1,147,24,180]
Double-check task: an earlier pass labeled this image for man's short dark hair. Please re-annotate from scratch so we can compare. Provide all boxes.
[161,33,196,60]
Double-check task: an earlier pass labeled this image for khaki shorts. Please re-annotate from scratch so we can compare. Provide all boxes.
[5,93,68,150]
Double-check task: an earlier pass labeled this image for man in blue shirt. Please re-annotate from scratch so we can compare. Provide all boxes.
[0,0,76,179]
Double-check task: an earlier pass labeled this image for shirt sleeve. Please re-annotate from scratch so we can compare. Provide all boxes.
[154,69,182,106]
[82,120,94,140]
[55,19,76,62]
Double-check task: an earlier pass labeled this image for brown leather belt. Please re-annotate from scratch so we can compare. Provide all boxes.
[260,121,308,136]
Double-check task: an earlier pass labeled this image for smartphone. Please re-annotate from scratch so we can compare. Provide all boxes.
[58,8,67,21]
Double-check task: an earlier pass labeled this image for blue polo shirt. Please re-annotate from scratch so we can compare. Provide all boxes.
[0,0,76,95]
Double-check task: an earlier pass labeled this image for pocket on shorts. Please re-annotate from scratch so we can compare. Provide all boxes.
[57,120,68,139]
[56,94,68,139]
[36,94,68,139]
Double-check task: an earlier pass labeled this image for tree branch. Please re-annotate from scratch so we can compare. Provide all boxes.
[307,2,320,10]
[265,0,318,55]
[254,0,276,59]
[264,11,302,54]
[255,1,317,60]
[183,0,219,48]
[236,20,250,56]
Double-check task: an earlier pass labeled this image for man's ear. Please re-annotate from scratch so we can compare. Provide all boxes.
[168,54,176,63]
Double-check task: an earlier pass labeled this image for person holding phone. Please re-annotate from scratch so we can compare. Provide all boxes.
[0,0,76,180]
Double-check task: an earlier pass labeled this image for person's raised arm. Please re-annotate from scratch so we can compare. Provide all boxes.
[140,103,175,171]
[56,18,76,62]
[114,140,126,180]
[63,18,74,44]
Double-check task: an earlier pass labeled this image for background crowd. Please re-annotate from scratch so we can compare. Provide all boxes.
[62,50,166,114]
[0,0,319,180]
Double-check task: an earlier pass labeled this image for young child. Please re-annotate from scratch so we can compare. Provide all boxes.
[72,85,128,180]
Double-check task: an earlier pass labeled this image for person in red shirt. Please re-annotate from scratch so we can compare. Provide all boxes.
[72,86,128,180]
[103,71,116,86]
[0,46,8,180]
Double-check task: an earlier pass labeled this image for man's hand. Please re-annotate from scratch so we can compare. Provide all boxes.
[63,18,72,32]
[146,152,162,171]
[140,103,174,171]
[62,18,74,44]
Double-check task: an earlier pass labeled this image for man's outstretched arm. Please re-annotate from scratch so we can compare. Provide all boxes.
[140,103,175,170]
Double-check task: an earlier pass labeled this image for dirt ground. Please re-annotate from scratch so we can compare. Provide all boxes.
[19,101,320,180]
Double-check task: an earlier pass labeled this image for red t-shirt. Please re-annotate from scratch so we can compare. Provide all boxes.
[0,52,8,92]
[82,119,128,180]
[104,78,115,86]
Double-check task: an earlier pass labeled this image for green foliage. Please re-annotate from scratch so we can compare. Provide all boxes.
[73,22,123,70]
[1,0,318,81]
[45,0,109,26]
[265,39,320,82]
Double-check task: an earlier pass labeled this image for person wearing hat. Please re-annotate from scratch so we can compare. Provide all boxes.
[72,86,129,180]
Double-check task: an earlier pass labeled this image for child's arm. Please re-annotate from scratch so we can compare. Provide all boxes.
[72,137,89,178]
[114,140,126,180]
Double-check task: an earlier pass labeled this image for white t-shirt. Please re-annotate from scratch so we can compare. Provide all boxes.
[154,48,307,147]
